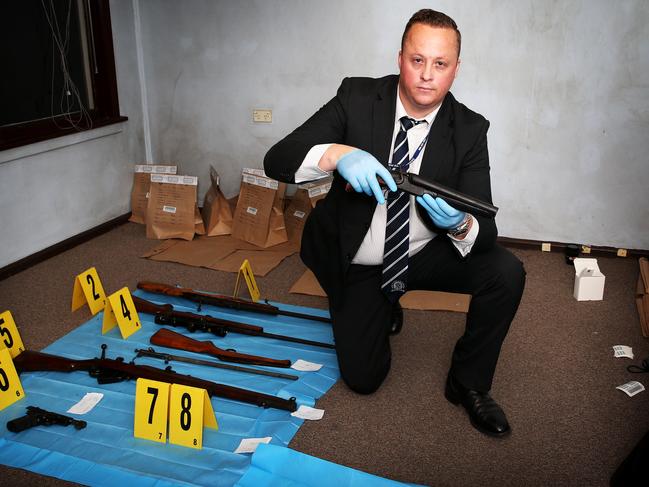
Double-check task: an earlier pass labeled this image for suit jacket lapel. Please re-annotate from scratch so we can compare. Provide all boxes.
[419,93,454,182]
[372,76,399,166]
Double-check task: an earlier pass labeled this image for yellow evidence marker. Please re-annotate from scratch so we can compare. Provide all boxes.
[102,287,142,339]
[234,259,260,302]
[168,384,218,449]
[134,378,171,443]
[0,347,25,411]
[71,267,107,315]
[0,311,26,358]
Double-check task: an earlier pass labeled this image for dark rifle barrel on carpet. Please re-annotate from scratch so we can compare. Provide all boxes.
[131,295,334,349]
[134,347,299,381]
[150,328,292,368]
[13,347,298,412]
[136,281,332,323]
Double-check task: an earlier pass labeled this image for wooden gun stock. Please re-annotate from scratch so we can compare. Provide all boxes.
[13,351,96,374]
[130,296,174,316]
[150,328,292,368]
[136,281,185,298]
[13,349,297,412]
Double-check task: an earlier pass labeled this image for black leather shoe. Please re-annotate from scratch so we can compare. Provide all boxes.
[445,373,511,437]
[389,302,403,335]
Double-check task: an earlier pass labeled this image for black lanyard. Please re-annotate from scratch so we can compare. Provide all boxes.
[389,124,431,171]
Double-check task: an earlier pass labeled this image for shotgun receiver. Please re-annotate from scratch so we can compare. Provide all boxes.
[132,295,334,349]
[13,345,297,412]
[150,328,292,368]
[389,171,498,218]
[136,281,331,324]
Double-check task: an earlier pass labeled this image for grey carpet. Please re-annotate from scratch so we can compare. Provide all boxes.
[0,222,647,486]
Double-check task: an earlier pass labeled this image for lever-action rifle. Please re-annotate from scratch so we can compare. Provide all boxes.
[150,328,292,368]
[137,281,331,324]
[7,406,87,433]
[13,345,298,412]
[132,295,334,349]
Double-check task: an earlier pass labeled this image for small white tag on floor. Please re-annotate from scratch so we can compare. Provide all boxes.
[234,436,272,454]
[67,392,104,414]
[291,359,322,371]
[612,345,634,359]
[616,381,645,397]
[291,405,324,420]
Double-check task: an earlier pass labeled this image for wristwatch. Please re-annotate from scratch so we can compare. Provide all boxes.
[448,215,471,237]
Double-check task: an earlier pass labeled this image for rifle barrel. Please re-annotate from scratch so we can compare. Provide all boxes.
[273,308,332,323]
[254,329,335,349]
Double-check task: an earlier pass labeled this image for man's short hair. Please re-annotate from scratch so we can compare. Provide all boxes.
[401,9,462,58]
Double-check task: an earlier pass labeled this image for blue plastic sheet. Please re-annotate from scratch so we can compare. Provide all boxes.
[0,290,339,486]
[235,444,415,487]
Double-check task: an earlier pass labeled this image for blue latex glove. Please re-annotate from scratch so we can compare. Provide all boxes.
[416,193,466,229]
[337,149,397,205]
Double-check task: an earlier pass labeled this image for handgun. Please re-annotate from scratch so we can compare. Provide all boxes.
[7,406,87,433]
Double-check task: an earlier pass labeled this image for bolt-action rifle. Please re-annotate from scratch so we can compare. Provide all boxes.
[13,345,298,412]
[132,295,334,349]
[137,281,332,324]
[134,347,299,381]
[150,328,292,368]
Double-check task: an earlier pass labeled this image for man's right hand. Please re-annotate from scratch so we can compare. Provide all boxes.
[335,149,397,205]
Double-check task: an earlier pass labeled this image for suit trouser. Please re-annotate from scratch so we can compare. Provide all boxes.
[328,238,526,394]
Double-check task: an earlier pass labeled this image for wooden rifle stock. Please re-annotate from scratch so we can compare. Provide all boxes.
[13,348,297,412]
[132,295,335,349]
[137,281,332,323]
[150,328,292,368]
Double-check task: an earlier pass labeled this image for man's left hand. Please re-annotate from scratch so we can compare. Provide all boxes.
[416,194,466,229]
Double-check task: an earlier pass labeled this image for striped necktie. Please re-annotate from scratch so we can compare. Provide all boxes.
[381,116,423,302]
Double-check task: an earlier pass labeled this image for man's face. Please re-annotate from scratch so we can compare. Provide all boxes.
[398,24,460,118]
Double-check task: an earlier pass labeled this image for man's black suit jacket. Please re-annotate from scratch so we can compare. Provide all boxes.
[264,75,498,309]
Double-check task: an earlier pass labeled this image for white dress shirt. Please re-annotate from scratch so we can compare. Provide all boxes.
[294,88,479,264]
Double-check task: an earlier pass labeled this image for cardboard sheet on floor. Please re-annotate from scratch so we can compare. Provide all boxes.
[208,249,296,276]
[0,290,338,486]
[142,235,297,276]
[290,269,471,313]
[235,443,419,487]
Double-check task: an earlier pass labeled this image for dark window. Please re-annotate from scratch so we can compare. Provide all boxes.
[0,0,127,151]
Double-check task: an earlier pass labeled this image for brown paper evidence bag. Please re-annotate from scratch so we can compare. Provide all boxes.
[201,165,233,236]
[129,164,177,224]
[231,168,288,248]
[146,174,199,241]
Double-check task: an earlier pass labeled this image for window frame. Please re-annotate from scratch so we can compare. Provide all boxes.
[0,0,127,152]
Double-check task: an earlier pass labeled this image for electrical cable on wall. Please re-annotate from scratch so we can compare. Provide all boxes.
[41,0,92,131]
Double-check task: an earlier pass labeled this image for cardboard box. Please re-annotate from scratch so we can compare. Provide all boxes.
[573,258,605,301]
